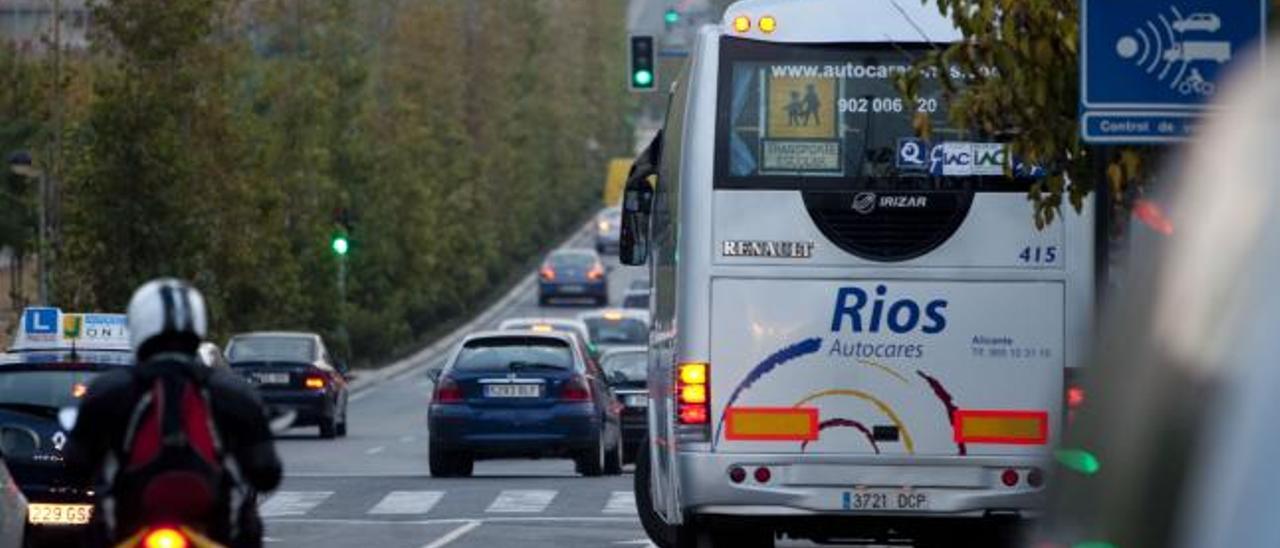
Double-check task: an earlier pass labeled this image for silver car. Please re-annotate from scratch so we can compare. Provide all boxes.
[0,451,28,546]
[1037,43,1280,548]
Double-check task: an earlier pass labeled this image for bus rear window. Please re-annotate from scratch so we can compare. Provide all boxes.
[715,38,991,190]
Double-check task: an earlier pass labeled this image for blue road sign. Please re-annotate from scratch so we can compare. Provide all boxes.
[1081,1,1266,143]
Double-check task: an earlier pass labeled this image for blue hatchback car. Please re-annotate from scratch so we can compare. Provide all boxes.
[427,331,623,477]
[538,248,609,306]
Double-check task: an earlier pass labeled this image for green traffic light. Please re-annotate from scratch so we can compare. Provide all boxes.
[331,236,350,256]
[1054,448,1101,476]
[664,9,680,24]
[633,69,653,87]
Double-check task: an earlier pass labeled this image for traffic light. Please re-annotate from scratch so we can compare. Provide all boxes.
[330,230,350,256]
[664,8,680,26]
[629,35,656,92]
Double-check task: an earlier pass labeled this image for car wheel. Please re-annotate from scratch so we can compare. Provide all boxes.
[538,293,551,307]
[577,434,606,477]
[336,411,348,437]
[604,434,623,475]
[430,447,457,477]
[635,438,676,548]
[454,455,474,477]
[319,416,337,439]
[595,294,608,307]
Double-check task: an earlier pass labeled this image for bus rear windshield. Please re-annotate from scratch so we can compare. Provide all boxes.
[715,38,1005,191]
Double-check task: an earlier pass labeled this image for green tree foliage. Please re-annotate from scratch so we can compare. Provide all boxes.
[898,0,1180,228]
[48,0,630,363]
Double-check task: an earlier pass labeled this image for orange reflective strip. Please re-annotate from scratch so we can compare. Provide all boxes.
[725,407,818,441]
[953,410,1048,445]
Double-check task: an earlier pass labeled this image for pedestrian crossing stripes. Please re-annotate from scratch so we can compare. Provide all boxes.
[486,489,557,513]
[603,491,636,514]
[261,491,334,517]
[261,488,639,518]
[368,490,445,515]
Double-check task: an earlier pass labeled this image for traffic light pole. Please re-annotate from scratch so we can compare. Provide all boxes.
[337,255,352,364]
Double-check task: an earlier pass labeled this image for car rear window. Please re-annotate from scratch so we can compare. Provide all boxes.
[227,336,316,363]
[550,252,596,268]
[454,337,574,372]
[0,369,101,410]
[583,318,648,345]
[601,352,647,382]
[623,291,650,309]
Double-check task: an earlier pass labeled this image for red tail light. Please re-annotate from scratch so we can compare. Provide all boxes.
[143,527,189,548]
[587,264,605,281]
[1067,387,1085,410]
[539,265,556,281]
[304,375,326,390]
[433,376,463,403]
[678,404,708,424]
[560,375,592,401]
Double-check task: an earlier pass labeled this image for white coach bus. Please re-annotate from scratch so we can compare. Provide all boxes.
[619,0,1096,546]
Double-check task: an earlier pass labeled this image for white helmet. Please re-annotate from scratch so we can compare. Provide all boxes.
[126,278,209,359]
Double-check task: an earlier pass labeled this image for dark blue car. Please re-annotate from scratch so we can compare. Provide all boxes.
[0,350,133,537]
[538,249,609,306]
[427,331,623,477]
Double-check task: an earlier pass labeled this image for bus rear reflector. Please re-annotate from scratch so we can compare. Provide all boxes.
[953,410,1049,445]
[725,407,818,441]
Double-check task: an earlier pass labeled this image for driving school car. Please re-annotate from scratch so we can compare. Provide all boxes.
[1,308,135,536]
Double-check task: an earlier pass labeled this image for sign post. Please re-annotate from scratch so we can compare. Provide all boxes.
[1081,1,1266,143]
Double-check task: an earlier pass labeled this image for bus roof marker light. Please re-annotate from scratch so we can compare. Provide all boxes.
[733,15,751,33]
[758,16,777,33]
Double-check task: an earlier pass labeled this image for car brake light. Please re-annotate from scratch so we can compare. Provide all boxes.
[587,264,605,281]
[144,527,189,548]
[433,377,464,403]
[561,375,592,401]
[677,362,709,430]
[1067,387,1085,409]
[304,376,326,389]
[540,265,556,281]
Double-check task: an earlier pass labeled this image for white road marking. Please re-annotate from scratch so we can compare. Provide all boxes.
[603,491,636,514]
[420,520,481,548]
[260,491,333,517]
[399,435,416,443]
[365,446,385,455]
[612,541,657,547]
[368,491,445,515]
[485,489,557,513]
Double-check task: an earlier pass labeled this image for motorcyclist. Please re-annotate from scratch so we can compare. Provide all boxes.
[65,279,283,547]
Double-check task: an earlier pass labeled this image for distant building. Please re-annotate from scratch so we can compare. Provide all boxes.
[0,0,90,54]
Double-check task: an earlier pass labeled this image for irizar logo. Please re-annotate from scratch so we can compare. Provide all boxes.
[851,192,927,215]
[830,285,947,334]
[852,192,877,214]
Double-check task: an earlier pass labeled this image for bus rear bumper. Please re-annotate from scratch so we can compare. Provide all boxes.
[676,452,1047,519]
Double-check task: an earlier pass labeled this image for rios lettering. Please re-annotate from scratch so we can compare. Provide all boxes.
[830,286,947,334]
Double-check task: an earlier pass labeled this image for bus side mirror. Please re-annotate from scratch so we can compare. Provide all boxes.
[620,182,653,266]
[620,130,661,266]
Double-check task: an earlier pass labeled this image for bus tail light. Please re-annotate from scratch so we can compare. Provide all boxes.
[1065,368,1084,428]
[677,363,710,438]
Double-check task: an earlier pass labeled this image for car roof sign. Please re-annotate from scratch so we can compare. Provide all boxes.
[11,307,131,352]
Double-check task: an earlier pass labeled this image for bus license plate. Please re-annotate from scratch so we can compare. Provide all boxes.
[842,490,929,511]
[485,384,540,398]
[28,503,93,525]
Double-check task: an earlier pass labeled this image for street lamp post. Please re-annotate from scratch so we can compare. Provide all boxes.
[7,151,48,305]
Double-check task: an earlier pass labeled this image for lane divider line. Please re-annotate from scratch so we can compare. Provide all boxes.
[420,520,481,548]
